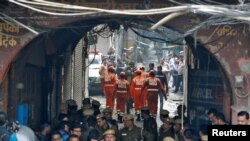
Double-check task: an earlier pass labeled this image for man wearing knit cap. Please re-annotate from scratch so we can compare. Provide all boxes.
[118,114,153,141]
[142,70,167,118]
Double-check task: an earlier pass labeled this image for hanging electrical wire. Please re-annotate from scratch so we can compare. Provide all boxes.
[9,0,250,19]
[5,0,250,35]
[4,0,250,43]
[130,27,183,45]
[183,16,244,37]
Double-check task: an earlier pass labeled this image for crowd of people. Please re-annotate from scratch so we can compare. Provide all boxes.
[0,100,249,141]
[0,49,249,141]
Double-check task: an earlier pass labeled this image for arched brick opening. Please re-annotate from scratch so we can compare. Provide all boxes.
[1,15,233,127]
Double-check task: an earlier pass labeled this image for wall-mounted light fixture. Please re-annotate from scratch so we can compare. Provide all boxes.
[234,75,244,88]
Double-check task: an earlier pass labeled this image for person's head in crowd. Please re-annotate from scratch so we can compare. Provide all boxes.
[139,66,145,71]
[59,121,70,134]
[122,114,134,129]
[141,107,150,119]
[162,117,174,131]
[135,70,141,76]
[0,111,8,127]
[70,122,82,137]
[92,100,101,109]
[120,71,126,79]
[237,111,249,125]
[67,134,80,141]
[103,107,112,120]
[174,58,179,64]
[183,128,201,141]
[160,109,169,122]
[39,123,51,136]
[67,99,78,113]
[7,120,19,133]
[173,117,182,133]
[213,112,227,125]
[96,114,107,129]
[149,70,155,77]
[82,98,91,106]
[157,66,162,72]
[103,129,116,141]
[198,124,208,141]
[163,136,175,141]
[108,66,115,73]
[207,108,218,125]
[87,128,100,141]
[177,104,186,117]
[51,131,62,141]
[149,63,154,70]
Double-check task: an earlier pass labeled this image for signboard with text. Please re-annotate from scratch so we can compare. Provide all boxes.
[188,70,224,129]
[0,21,32,83]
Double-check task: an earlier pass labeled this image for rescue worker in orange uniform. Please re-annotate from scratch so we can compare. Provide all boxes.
[130,70,146,121]
[139,66,148,107]
[142,70,167,118]
[102,66,117,111]
[114,72,130,123]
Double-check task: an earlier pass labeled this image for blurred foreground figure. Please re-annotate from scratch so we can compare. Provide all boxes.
[15,125,37,141]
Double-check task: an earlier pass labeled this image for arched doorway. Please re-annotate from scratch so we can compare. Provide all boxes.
[4,16,233,128]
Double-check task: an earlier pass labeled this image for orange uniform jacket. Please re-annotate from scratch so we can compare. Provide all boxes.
[130,75,146,112]
[142,77,165,116]
[103,72,117,110]
[114,79,130,113]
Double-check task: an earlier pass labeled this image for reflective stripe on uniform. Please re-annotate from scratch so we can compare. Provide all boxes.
[135,88,141,90]
[105,84,114,86]
[147,89,158,92]
[117,90,127,93]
